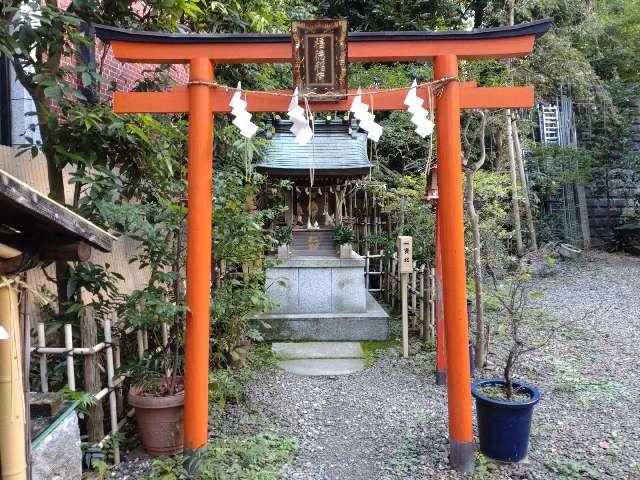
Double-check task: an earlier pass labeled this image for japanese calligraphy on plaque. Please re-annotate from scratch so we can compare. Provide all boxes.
[397,236,413,273]
[292,20,348,101]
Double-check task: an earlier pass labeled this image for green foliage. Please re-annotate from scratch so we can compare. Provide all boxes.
[333,225,354,245]
[360,339,399,366]
[60,386,96,415]
[390,435,420,475]
[552,360,622,406]
[544,456,601,479]
[274,225,293,246]
[208,370,248,412]
[196,432,298,480]
[473,452,497,480]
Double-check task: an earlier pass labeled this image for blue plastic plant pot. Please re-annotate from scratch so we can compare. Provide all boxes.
[471,379,540,462]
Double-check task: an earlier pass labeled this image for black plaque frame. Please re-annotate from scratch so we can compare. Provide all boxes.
[292,20,348,101]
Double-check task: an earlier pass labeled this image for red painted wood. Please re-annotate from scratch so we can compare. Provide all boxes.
[113,85,533,113]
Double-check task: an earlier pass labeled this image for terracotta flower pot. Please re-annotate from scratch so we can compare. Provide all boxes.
[128,383,184,456]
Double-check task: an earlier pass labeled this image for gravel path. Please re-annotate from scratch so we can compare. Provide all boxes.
[111,251,640,479]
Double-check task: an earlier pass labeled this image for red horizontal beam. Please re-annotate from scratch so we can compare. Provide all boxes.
[113,84,532,114]
[110,36,535,64]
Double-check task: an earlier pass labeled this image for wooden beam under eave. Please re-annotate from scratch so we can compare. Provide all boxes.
[113,85,533,114]
[110,36,535,64]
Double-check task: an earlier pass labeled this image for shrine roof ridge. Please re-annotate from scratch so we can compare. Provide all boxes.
[93,18,553,44]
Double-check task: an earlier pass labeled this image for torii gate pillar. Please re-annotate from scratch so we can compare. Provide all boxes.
[183,58,214,458]
[433,54,474,471]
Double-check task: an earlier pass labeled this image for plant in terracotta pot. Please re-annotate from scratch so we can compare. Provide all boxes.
[334,225,354,258]
[122,287,187,456]
[118,199,188,456]
[471,264,542,463]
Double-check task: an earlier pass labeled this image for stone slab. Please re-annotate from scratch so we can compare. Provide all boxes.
[298,267,332,313]
[278,358,366,376]
[32,407,82,480]
[332,267,366,313]
[266,267,298,314]
[252,293,389,341]
[272,342,363,359]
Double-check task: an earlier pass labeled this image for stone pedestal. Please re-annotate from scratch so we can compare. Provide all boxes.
[256,253,389,340]
[266,254,367,314]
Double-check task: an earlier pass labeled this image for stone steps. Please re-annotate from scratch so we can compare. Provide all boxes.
[272,341,366,376]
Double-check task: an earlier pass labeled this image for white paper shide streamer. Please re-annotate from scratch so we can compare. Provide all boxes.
[349,88,383,142]
[404,80,434,138]
[287,88,314,145]
[229,82,258,138]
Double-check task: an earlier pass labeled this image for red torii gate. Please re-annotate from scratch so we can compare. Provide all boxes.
[95,18,551,473]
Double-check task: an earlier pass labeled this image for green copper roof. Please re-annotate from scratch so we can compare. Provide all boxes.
[256,120,372,176]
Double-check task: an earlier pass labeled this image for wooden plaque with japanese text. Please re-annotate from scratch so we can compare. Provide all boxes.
[292,20,348,101]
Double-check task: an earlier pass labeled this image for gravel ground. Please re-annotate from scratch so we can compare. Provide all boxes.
[111,251,640,479]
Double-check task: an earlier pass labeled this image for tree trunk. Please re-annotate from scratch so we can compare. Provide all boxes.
[465,171,488,369]
[512,118,538,250]
[506,109,524,255]
[80,305,105,443]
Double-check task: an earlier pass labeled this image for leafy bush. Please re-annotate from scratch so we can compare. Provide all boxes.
[334,225,354,245]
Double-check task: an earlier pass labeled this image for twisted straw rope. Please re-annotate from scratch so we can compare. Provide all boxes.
[186,76,457,99]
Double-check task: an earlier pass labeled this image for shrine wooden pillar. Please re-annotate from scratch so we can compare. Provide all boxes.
[183,58,214,462]
[433,54,474,473]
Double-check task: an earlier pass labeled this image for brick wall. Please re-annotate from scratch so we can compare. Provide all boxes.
[57,0,188,97]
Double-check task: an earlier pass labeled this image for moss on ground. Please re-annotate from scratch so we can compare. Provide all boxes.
[361,338,400,366]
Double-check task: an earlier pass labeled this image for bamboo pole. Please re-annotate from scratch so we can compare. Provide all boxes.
[64,323,75,391]
[512,118,538,250]
[103,318,120,465]
[0,284,27,480]
[37,323,48,393]
[136,330,144,360]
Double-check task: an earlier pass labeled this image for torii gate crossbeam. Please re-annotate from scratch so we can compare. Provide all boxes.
[95,18,551,474]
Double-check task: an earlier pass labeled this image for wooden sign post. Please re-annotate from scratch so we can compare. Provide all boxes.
[398,235,413,358]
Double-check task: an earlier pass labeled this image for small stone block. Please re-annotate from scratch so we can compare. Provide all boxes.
[272,342,363,359]
[278,358,366,376]
[30,392,64,418]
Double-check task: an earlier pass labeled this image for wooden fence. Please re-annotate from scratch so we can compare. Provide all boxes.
[364,249,436,341]
[30,316,164,464]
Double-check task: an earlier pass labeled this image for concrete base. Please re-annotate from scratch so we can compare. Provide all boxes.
[450,440,477,474]
[252,293,389,341]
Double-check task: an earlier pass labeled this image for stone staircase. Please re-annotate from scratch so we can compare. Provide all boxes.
[291,228,336,256]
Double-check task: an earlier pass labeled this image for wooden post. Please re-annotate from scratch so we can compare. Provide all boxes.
[434,54,474,474]
[398,236,413,358]
[80,305,104,442]
[183,57,214,465]
[401,273,409,358]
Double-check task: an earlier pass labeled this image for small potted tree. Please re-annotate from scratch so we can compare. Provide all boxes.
[471,264,541,463]
[334,225,354,258]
